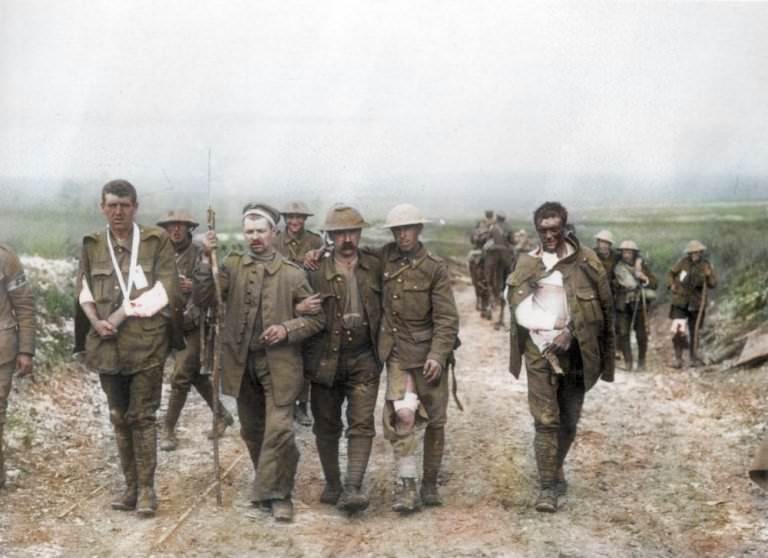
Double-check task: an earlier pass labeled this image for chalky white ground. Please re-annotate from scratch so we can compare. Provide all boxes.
[1,282,767,557]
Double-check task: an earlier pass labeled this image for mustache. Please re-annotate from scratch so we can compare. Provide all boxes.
[340,241,356,250]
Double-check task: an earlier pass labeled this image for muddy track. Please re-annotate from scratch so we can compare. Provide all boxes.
[1,284,767,557]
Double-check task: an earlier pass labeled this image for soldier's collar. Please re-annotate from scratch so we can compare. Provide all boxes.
[388,242,425,262]
[243,250,282,274]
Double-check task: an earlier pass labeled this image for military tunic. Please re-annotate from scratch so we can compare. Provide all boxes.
[613,259,657,368]
[0,244,35,428]
[275,229,323,265]
[193,250,325,501]
[667,256,718,346]
[484,221,515,303]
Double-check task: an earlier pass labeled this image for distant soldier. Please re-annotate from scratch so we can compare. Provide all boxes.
[156,210,233,452]
[483,211,515,326]
[0,245,35,489]
[513,229,536,257]
[506,201,614,513]
[593,230,618,281]
[275,201,323,427]
[378,204,459,513]
[75,179,181,516]
[193,203,324,522]
[302,204,383,513]
[667,240,717,368]
[468,214,492,317]
[613,240,657,371]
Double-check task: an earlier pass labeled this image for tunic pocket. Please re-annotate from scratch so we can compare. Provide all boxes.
[576,289,603,323]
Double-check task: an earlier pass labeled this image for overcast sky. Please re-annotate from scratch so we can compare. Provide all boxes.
[1,1,767,204]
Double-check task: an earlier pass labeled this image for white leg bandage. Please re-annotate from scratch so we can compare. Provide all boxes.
[393,392,419,413]
[398,455,418,478]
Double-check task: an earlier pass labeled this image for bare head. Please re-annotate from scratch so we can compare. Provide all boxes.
[101,180,138,236]
[533,202,568,254]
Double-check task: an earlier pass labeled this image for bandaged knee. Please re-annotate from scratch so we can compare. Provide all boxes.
[397,455,418,478]
[393,392,419,414]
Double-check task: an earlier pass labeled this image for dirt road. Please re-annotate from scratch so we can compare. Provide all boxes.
[1,284,767,557]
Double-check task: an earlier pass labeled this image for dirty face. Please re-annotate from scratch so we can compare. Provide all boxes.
[329,229,362,258]
[101,194,138,236]
[284,214,307,235]
[535,216,565,254]
[163,222,191,245]
[243,217,276,254]
[621,249,636,264]
[596,240,613,258]
[391,224,422,253]
[690,251,703,263]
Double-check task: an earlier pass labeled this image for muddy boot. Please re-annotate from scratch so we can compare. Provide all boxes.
[392,477,421,513]
[294,401,312,427]
[421,426,445,506]
[111,426,138,511]
[160,388,187,451]
[337,436,372,512]
[316,437,342,505]
[206,408,234,440]
[533,431,558,513]
[133,426,158,518]
[271,497,294,522]
[671,336,685,369]
[555,467,568,497]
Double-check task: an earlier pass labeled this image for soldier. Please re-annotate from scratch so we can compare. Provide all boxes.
[156,210,233,452]
[0,245,35,489]
[378,203,459,513]
[193,203,324,522]
[275,201,323,427]
[667,240,717,368]
[593,230,618,280]
[302,204,383,513]
[483,211,515,327]
[468,216,492,317]
[513,229,536,257]
[506,201,614,513]
[75,179,181,517]
[613,240,657,371]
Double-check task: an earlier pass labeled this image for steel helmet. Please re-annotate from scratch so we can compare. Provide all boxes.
[381,203,430,229]
[280,201,314,216]
[685,240,707,254]
[323,204,369,232]
[594,230,615,244]
[619,240,639,251]
[156,209,199,229]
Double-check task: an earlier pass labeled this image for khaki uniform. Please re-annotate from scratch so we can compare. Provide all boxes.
[667,256,717,360]
[275,229,323,265]
[75,225,180,507]
[377,242,459,478]
[0,245,35,487]
[507,238,614,491]
[193,250,324,501]
[304,250,383,495]
[483,221,515,308]
[613,259,657,369]
[596,250,619,284]
[468,221,491,313]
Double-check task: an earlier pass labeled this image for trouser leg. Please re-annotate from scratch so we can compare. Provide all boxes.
[237,360,266,503]
[100,374,138,509]
[311,381,343,503]
[556,374,586,470]
[0,361,14,488]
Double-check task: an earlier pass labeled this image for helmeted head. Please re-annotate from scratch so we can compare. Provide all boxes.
[242,202,281,254]
[484,209,494,220]
[594,229,614,258]
[382,203,430,253]
[157,209,199,245]
[533,201,569,254]
[496,211,507,222]
[619,239,640,264]
[281,201,313,236]
[686,240,707,262]
[323,204,368,258]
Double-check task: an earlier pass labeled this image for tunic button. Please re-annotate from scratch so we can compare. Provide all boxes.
[334,330,340,335]
[333,348,339,352]
[336,277,342,282]
[335,295,341,300]
[397,278,403,283]
[392,327,398,333]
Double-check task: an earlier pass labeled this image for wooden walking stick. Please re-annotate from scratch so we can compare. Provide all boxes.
[206,149,224,505]
[692,283,708,360]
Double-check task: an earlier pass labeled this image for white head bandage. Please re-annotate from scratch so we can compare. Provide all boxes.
[242,209,276,228]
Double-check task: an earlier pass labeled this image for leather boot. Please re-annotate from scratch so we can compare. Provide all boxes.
[133,426,158,517]
[271,497,294,522]
[533,431,558,513]
[337,436,372,512]
[392,477,421,513]
[195,380,234,439]
[421,426,445,506]
[160,388,187,451]
[111,426,138,510]
[316,437,342,505]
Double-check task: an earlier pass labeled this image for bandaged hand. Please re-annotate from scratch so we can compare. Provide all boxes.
[423,359,443,383]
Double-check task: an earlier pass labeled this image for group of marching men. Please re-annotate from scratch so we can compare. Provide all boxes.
[469,212,720,371]
[5,182,768,526]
